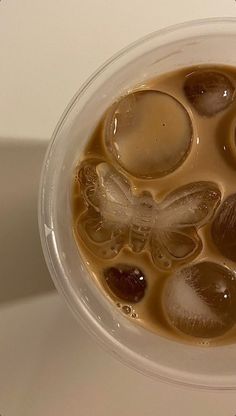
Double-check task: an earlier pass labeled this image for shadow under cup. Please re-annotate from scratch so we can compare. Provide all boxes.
[39,19,236,389]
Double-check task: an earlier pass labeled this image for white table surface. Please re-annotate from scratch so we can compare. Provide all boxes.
[1,1,236,415]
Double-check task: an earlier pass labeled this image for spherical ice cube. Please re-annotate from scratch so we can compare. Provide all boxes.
[162,262,236,338]
[104,90,193,178]
[212,194,236,261]
[184,70,235,117]
[104,264,147,302]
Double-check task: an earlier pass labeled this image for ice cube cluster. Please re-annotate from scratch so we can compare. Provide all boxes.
[75,68,236,340]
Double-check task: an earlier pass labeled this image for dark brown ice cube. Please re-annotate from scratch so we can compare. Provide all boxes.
[184,70,235,117]
[104,264,147,302]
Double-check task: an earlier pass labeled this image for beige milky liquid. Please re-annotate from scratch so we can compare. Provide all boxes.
[73,65,236,346]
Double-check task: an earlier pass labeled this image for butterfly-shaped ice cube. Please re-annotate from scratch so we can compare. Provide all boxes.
[76,159,221,269]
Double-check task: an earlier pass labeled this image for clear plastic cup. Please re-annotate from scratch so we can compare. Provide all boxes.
[39,18,236,390]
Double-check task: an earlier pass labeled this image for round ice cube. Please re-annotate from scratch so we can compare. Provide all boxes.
[104,264,147,302]
[212,194,236,261]
[184,70,235,117]
[104,90,193,178]
[162,262,236,338]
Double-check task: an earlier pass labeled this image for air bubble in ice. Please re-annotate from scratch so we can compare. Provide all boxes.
[104,90,193,178]
[184,70,235,117]
[162,262,236,338]
[212,193,236,262]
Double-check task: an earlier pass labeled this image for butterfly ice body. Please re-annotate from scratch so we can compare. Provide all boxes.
[77,159,221,269]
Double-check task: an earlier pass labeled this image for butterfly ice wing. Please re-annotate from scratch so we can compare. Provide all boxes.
[150,231,172,269]
[77,161,134,258]
[79,160,134,225]
[95,162,134,223]
[149,182,219,269]
[76,208,127,259]
[161,228,202,259]
[157,182,221,229]
[150,227,202,270]
[78,159,101,210]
